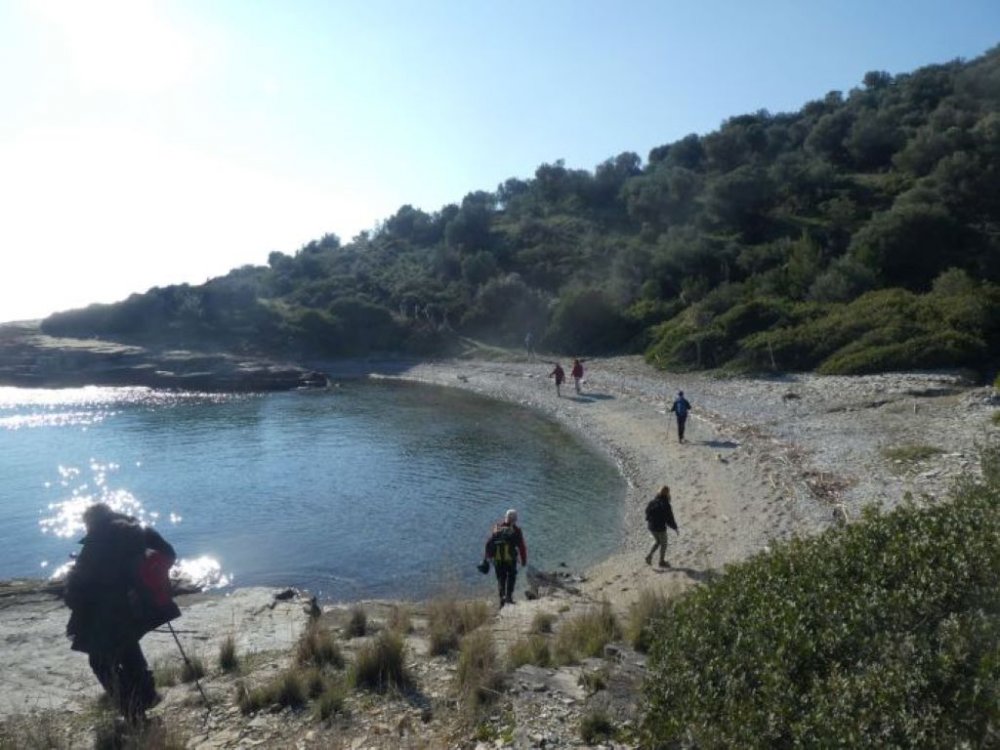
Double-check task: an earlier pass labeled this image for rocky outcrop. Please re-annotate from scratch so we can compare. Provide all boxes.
[0,322,328,392]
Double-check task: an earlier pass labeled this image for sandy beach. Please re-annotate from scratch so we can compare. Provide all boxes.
[1,354,994,747]
[376,356,993,608]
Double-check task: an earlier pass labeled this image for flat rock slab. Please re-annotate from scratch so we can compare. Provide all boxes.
[0,586,310,718]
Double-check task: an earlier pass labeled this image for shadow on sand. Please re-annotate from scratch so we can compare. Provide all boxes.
[653,565,718,584]
[565,392,616,403]
[697,439,739,449]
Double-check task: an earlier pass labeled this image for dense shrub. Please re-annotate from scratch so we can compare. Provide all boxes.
[642,445,1000,748]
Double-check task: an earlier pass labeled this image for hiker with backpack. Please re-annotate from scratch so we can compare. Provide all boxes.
[669,390,692,443]
[63,503,181,720]
[482,508,528,607]
[645,485,679,567]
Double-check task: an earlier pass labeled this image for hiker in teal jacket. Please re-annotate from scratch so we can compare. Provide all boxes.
[483,509,528,607]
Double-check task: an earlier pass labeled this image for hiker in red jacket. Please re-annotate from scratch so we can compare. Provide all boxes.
[549,363,566,397]
[63,503,181,719]
[483,509,528,607]
[571,359,586,394]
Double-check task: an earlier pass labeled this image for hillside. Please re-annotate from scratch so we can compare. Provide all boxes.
[37,48,1000,378]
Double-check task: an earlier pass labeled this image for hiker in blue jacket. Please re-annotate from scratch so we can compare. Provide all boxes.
[669,390,692,443]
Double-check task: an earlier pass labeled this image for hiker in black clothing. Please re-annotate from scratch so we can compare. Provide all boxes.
[644,486,679,567]
[483,509,528,607]
[63,503,181,719]
[669,390,692,443]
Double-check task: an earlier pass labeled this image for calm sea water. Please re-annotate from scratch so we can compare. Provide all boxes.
[0,381,624,601]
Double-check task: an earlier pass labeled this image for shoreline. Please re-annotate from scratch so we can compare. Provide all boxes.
[4,355,992,605]
[1,353,995,735]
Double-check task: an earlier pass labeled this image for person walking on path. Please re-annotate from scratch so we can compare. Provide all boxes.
[524,331,535,359]
[644,486,679,567]
[63,503,181,720]
[669,390,692,443]
[483,508,528,607]
[571,358,586,394]
[549,363,565,397]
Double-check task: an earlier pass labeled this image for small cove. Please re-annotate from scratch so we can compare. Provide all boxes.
[0,380,625,601]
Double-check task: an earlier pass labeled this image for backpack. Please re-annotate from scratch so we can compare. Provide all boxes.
[488,524,519,565]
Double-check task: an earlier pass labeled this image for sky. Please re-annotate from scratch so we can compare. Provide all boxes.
[0,1,997,324]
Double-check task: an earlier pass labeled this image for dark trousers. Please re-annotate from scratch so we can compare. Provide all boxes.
[89,640,157,717]
[676,414,688,442]
[495,562,517,603]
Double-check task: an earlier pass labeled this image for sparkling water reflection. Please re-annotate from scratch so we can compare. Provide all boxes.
[0,382,624,601]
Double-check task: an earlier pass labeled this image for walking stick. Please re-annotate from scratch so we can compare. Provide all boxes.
[167,620,211,708]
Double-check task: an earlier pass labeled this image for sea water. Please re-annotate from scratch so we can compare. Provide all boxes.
[0,380,624,601]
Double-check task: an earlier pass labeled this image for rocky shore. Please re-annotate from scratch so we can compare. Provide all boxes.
[0,322,327,391]
[1,332,997,748]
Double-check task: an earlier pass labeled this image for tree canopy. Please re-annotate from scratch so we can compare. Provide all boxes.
[43,47,1000,375]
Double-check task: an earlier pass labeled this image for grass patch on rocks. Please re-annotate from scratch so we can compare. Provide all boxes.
[296,620,344,669]
[552,601,620,665]
[352,631,409,693]
[880,443,944,463]
[456,629,504,717]
[427,597,491,656]
[506,634,551,669]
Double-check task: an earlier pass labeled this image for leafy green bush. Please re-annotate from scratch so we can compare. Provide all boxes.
[642,445,1000,748]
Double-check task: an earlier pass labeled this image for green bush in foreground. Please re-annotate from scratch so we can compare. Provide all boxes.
[642,445,1000,748]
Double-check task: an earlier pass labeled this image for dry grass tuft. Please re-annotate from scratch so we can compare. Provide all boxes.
[552,601,620,665]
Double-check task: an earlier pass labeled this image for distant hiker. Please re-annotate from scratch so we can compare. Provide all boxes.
[524,331,535,358]
[484,508,528,607]
[669,390,692,443]
[644,485,679,567]
[549,363,565,397]
[571,358,586,394]
[63,503,181,720]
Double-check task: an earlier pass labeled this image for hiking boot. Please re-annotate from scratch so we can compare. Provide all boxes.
[505,595,515,605]
[644,555,652,565]
[659,560,670,568]
[499,598,505,609]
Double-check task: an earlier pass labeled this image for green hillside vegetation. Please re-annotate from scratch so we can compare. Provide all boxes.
[42,48,1000,374]
[641,443,1000,748]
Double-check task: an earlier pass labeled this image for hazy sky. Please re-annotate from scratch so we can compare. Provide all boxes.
[1,1,996,323]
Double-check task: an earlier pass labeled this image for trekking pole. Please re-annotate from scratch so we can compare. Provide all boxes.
[167,620,211,708]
